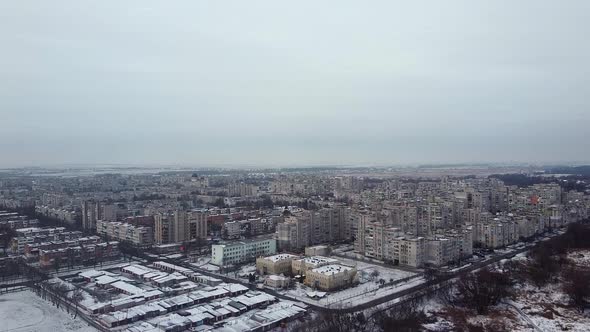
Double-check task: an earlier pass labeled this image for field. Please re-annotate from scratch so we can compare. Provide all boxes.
[0,290,97,332]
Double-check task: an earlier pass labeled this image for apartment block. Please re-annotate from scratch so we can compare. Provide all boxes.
[96,220,153,246]
[211,237,277,267]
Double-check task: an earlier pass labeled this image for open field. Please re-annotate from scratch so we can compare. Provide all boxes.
[0,290,97,332]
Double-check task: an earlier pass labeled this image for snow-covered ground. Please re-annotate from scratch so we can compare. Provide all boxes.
[190,256,211,267]
[422,249,590,331]
[568,249,590,266]
[279,258,420,308]
[336,256,416,282]
[0,290,97,332]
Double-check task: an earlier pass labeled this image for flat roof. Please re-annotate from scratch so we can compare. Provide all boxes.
[311,264,354,275]
[260,254,298,262]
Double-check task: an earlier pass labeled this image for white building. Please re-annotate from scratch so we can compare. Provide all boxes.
[96,220,153,246]
[211,237,277,267]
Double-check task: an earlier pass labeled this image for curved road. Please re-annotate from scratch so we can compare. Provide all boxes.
[182,244,535,314]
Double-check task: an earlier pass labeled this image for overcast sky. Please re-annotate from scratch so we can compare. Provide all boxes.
[1,1,589,167]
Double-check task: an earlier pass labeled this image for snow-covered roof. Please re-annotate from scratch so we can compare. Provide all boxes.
[301,256,339,266]
[260,254,298,262]
[111,281,145,295]
[311,264,354,275]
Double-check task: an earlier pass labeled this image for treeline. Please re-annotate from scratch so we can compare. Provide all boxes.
[489,173,589,191]
[435,221,590,327]
[547,165,590,176]
[31,281,84,318]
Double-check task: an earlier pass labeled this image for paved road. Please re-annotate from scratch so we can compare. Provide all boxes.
[179,245,534,314]
[178,234,560,314]
[503,300,544,332]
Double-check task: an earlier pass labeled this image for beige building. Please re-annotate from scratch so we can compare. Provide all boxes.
[276,215,310,251]
[155,210,208,244]
[304,264,358,291]
[154,214,171,244]
[188,210,208,241]
[264,275,291,288]
[395,236,426,267]
[291,256,339,276]
[256,254,299,275]
[96,220,153,246]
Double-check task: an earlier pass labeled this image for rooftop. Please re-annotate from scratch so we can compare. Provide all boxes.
[261,254,298,262]
[311,264,354,275]
[301,256,339,266]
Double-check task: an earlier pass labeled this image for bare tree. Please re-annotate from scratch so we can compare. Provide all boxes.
[71,288,84,318]
[455,268,512,315]
[54,283,70,310]
[423,264,442,283]
[562,267,590,313]
[293,311,367,332]
[527,245,558,288]
[0,227,16,255]
[373,297,429,332]
[370,269,380,281]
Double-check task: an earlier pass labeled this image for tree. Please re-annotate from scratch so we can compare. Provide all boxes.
[455,268,512,315]
[53,258,61,274]
[293,311,367,332]
[562,267,590,313]
[71,288,84,318]
[423,264,442,283]
[375,298,430,332]
[527,244,559,288]
[370,269,380,281]
[1,259,20,280]
[0,227,16,255]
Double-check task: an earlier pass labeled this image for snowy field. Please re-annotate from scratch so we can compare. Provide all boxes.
[0,290,97,332]
[422,249,590,331]
[336,256,415,283]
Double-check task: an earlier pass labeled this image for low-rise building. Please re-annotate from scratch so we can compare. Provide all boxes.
[264,275,291,289]
[291,256,339,276]
[256,254,298,275]
[211,237,277,267]
[304,264,358,291]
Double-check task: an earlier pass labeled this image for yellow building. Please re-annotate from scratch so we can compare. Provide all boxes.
[256,254,298,275]
[304,264,358,291]
[291,256,339,276]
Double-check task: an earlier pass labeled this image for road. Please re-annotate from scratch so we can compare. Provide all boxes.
[182,238,549,315]
[503,300,544,332]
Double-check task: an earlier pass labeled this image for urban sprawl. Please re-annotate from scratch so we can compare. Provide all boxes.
[1,166,589,331]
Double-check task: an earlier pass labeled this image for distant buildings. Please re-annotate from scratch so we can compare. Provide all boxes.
[154,210,208,244]
[276,206,350,252]
[96,220,153,246]
[82,200,100,231]
[0,211,38,229]
[35,205,78,224]
[12,226,80,254]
